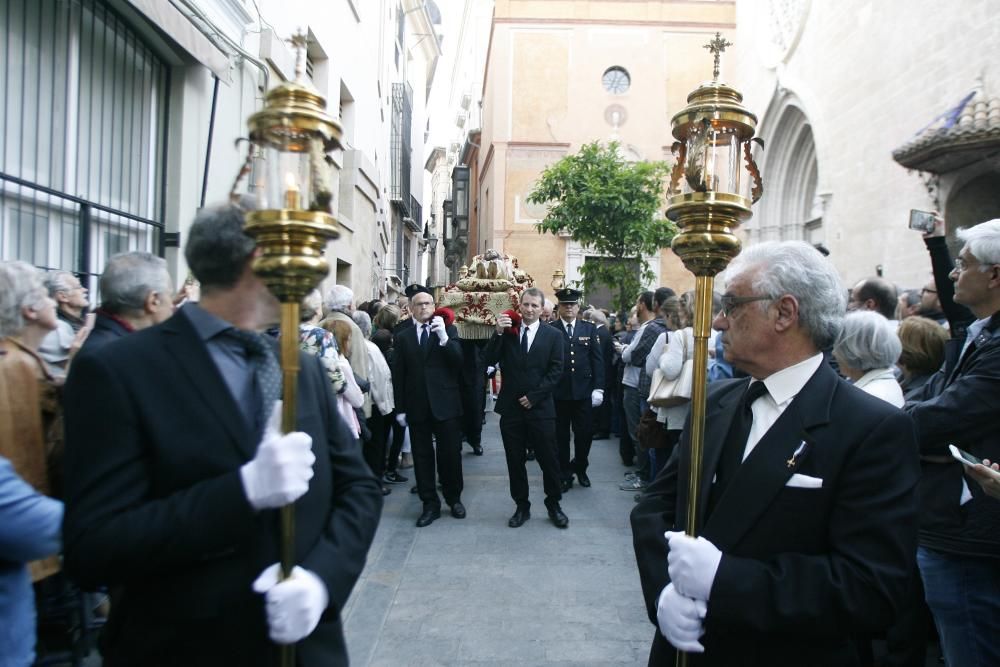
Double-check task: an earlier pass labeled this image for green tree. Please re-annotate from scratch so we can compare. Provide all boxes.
[527,141,676,316]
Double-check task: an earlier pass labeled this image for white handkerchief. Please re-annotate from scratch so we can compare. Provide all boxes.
[786,473,823,489]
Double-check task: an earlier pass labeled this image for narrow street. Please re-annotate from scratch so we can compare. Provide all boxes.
[342,413,651,666]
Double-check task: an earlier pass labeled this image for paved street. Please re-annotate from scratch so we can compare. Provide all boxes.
[342,412,651,666]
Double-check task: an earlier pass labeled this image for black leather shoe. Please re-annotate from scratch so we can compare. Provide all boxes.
[560,478,573,493]
[548,506,569,529]
[450,502,467,519]
[416,508,441,527]
[410,485,418,494]
[471,443,484,456]
[526,448,535,461]
[508,508,530,528]
[593,432,609,440]
[576,471,591,487]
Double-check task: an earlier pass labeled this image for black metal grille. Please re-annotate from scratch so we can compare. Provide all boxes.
[0,0,169,291]
[407,194,422,233]
[390,82,412,213]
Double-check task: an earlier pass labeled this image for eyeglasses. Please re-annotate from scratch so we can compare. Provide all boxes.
[921,287,937,295]
[718,294,772,318]
[953,257,975,273]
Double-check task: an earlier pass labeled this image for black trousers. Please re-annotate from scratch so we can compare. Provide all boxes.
[384,410,406,473]
[409,416,463,509]
[459,339,487,446]
[555,398,593,478]
[363,406,388,479]
[499,413,562,510]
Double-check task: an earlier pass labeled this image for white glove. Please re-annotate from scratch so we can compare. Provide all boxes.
[252,564,329,644]
[240,402,315,510]
[396,413,408,427]
[656,583,707,653]
[665,531,723,601]
[430,315,448,345]
[591,389,604,407]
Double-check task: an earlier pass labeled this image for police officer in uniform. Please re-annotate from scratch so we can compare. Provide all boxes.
[550,288,604,491]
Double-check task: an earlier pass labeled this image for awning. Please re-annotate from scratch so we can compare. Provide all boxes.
[126,0,232,81]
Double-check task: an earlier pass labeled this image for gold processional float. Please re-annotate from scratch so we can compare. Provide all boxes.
[666,34,763,665]
[231,33,342,667]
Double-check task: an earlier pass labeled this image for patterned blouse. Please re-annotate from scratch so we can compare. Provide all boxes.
[298,324,346,394]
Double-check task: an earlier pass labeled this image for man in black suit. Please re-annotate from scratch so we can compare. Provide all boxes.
[550,288,604,490]
[62,202,383,667]
[393,285,466,527]
[631,241,920,666]
[485,287,568,528]
[79,251,176,355]
[590,310,615,439]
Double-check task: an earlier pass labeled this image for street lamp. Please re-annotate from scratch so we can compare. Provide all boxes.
[664,34,763,666]
[233,32,342,667]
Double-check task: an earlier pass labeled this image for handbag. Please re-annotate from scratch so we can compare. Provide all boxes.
[648,329,693,408]
[638,408,671,449]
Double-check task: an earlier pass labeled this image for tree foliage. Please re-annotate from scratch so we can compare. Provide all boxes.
[527,141,676,316]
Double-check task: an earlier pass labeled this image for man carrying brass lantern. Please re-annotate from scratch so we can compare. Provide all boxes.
[631,241,920,666]
[62,201,382,666]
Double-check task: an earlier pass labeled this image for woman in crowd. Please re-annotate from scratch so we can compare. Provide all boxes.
[352,310,395,496]
[297,289,347,394]
[646,293,694,479]
[897,315,948,398]
[372,305,412,478]
[833,310,904,407]
[323,319,366,440]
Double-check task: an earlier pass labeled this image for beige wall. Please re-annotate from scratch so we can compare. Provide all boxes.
[480,0,736,301]
[732,0,1000,291]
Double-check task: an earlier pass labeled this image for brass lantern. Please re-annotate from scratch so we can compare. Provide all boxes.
[551,269,566,292]
[244,33,342,301]
[666,33,763,276]
[235,33,342,666]
[665,41,763,663]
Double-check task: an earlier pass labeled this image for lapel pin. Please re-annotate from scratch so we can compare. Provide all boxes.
[786,440,809,469]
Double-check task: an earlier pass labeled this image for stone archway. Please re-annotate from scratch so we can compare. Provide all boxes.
[944,172,1000,255]
[750,91,824,245]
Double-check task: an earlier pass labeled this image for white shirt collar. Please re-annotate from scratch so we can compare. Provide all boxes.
[562,318,577,330]
[758,353,824,407]
[522,319,539,333]
[854,367,897,389]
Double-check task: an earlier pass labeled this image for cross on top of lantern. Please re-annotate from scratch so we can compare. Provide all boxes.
[240,31,343,303]
[666,32,764,276]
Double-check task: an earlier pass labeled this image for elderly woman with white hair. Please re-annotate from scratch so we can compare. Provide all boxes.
[833,310,904,407]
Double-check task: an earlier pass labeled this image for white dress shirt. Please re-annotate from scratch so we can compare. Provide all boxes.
[743,353,824,461]
[520,319,540,352]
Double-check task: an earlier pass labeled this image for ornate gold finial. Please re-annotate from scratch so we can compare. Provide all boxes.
[703,32,733,81]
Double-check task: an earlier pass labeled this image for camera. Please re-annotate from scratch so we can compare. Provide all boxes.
[908,209,938,234]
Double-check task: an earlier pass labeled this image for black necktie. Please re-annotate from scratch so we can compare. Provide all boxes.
[420,324,429,349]
[567,323,573,339]
[226,328,282,435]
[706,381,769,517]
[521,327,529,354]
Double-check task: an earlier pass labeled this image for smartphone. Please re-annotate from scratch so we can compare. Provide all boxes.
[949,444,984,467]
[909,209,938,233]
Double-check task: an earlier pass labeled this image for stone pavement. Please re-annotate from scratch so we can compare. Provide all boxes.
[341,412,652,666]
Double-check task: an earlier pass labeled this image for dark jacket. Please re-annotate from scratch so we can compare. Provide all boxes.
[905,311,1000,559]
[392,321,463,422]
[78,311,131,356]
[62,308,382,667]
[550,319,604,401]
[484,322,564,419]
[632,362,920,666]
[595,324,615,393]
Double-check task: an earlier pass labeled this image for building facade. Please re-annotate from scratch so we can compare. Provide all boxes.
[0,0,440,302]
[474,0,739,307]
[732,0,1000,289]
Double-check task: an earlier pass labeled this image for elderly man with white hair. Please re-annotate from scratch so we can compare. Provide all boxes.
[323,284,371,418]
[904,218,1000,667]
[632,241,919,666]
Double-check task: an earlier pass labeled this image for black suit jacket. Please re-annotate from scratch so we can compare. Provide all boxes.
[595,324,614,393]
[550,319,604,400]
[631,361,920,666]
[78,311,130,356]
[392,321,463,422]
[484,322,564,419]
[62,307,382,667]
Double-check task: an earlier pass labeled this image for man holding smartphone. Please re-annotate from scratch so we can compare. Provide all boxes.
[904,218,1000,667]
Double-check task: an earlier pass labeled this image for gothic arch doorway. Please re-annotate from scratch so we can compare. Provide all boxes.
[751,92,824,246]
